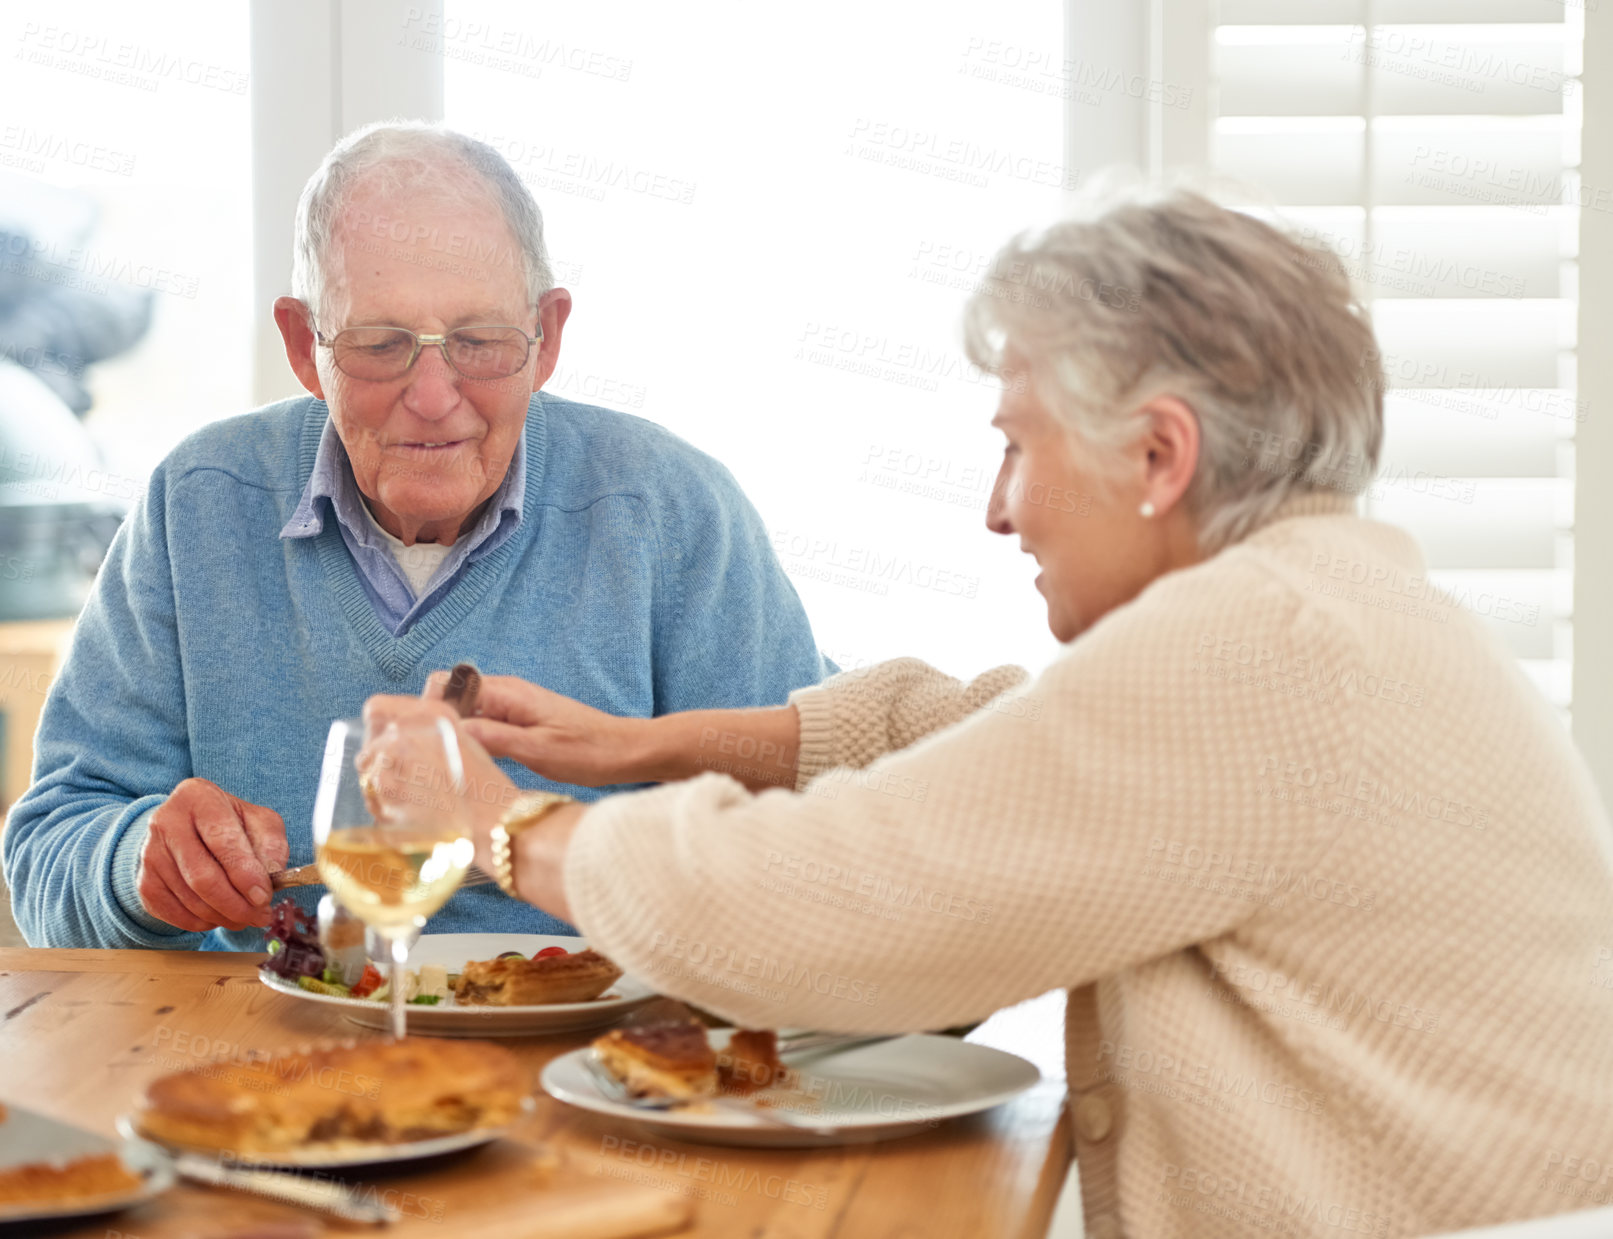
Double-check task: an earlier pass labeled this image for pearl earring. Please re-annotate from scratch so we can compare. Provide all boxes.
[1139,501,1156,519]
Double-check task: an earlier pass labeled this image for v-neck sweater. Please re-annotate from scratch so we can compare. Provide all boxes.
[3,392,830,950]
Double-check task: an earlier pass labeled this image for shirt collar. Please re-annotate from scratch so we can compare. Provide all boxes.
[280,418,527,546]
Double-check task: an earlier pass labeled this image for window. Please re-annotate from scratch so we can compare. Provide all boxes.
[1203,1,1584,715]
[0,0,254,486]
[441,0,1067,677]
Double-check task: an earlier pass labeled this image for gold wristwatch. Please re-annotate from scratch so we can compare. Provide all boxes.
[489,791,575,899]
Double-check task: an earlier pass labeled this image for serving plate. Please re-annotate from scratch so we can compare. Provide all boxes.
[542,1030,1040,1148]
[0,1103,174,1226]
[116,1096,534,1170]
[258,933,657,1036]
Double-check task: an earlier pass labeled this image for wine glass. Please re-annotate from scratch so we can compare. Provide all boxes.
[311,716,475,1040]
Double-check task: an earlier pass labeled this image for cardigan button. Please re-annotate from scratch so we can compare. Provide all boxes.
[1074,1094,1113,1142]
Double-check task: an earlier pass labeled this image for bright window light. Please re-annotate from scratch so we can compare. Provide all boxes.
[443,0,1067,677]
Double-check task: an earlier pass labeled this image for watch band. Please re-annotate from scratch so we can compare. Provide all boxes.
[489,791,575,899]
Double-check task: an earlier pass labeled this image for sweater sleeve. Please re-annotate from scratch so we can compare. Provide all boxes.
[788,658,1032,787]
[564,558,1364,1033]
[0,463,203,948]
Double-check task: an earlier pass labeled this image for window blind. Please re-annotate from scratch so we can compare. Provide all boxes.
[1210,0,1582,711]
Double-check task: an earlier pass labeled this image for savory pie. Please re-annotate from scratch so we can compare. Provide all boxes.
[134,1036,528,1155]
[592,1021,720,1100]
[453,948,622,1006]
[0,1153,142,1207]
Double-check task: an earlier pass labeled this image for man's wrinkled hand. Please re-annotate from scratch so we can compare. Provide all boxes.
[136,778,288,933]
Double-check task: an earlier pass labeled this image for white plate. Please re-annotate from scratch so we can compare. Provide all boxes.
[258,933,657,1036]
[541,1031,1040,1147]
[0,1104,175,1225]
[115,1099,532,1169]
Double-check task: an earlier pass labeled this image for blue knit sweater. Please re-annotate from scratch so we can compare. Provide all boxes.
[2,393,829,949]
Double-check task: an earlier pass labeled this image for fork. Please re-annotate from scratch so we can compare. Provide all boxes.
[777,1032,897,1059]
[270,862,496,890]
[582,1052,838,1134]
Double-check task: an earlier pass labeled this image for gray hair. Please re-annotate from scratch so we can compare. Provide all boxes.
[963,187,1385,553]
[290,120,554,324]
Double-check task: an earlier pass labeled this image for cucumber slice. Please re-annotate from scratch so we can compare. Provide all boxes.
[297,975,351,997]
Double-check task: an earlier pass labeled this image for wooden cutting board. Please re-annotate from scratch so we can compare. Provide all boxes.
[45,1140,695,1239]
[372,1141,695,1239]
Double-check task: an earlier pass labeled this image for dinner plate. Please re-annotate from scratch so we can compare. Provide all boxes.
[258,933,657,1036]
[115,1098,532,1170]
[0,1103,175,1226]
[541,1030,1040,1147]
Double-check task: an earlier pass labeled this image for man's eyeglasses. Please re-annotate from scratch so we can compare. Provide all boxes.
[314,324,542,382]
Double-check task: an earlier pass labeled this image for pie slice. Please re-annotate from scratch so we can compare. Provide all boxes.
[453,948,623,1006]
[592,1021,719,1100]
[0,1153,142,1207]
[134,1036,529,1155]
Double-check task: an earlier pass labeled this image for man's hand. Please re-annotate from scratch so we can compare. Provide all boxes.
[136,778,288,933]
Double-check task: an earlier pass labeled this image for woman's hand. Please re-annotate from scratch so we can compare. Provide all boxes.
[359,695,518,875]
[422,672,645,787]
[360,694,588,922]
[420,670,802,792]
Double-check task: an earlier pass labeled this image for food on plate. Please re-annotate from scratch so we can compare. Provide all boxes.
[592,1010,720,1100]
[593,1003,789,1100]
[133,1037,528,1155]
[259,899,325,982]
[0,1152,142,1207]
[317,894,368,986]
[350,962,385,998]
[717,1029,786,1094]
[453,948,622,1007]
[259,912,618,1008]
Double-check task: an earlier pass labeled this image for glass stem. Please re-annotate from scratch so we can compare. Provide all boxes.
[389,932,409,1040]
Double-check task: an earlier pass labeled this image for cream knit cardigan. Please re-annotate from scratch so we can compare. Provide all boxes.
[567,493,1613,1239]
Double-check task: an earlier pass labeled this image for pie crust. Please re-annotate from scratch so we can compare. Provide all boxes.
[453,949,622,1006]
[134,1036,528,1155]
[592,1022,719,1100]
[0,1153,141,1207]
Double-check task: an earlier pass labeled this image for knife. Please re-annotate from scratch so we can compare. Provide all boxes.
[175,1152,399,1224]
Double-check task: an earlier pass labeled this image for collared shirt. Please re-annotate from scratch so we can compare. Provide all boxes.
[279,417,526,635]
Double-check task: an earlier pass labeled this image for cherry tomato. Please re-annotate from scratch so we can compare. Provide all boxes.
[350,963,383,998]
[533,946,569,960]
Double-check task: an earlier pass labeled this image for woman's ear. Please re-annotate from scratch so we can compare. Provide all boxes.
[1136,395,1200,517]
[273,297,325,399]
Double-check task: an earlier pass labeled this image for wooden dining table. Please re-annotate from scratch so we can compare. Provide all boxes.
[0,948,1072,1239]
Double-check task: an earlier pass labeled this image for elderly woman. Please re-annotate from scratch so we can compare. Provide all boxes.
[367,190,1613,1239]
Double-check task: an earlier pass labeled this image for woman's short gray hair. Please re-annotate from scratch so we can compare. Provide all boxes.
[290,120,555,324]
[963,187,1385,552]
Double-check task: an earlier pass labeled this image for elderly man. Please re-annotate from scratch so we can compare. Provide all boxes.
[1,122,829,949]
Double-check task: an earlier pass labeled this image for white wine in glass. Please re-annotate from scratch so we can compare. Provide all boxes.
[312,716,474,1039]
[318,828,472,930]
